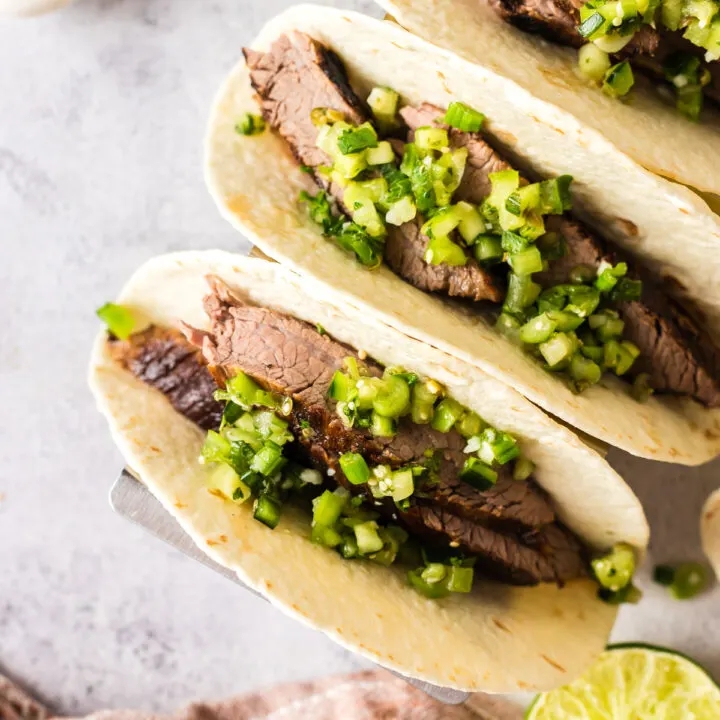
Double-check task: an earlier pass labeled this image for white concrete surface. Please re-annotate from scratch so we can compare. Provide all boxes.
[0,0,717,715]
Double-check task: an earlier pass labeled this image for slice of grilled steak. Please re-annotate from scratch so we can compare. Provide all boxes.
[384,217,506,302]
[296,395,556,535]
[108,326,223,431]
[488,0,660,53]
[244,32,366,209]
[488,0,719,105]
[183,277,585,584]
[244,33,504,303]
[400,104,514,203]
[406,507,586,584]
[545,217,720,405]
[403,103,720,406]
[489,0,584,46]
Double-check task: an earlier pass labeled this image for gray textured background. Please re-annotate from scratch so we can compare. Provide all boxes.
[0,0,718,715]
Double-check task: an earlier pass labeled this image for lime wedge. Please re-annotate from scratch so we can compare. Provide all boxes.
[527,643,720,719]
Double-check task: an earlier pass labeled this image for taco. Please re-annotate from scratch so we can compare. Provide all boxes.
[204,5,720,465]
[89,251,648,693]
[378,0,720,196]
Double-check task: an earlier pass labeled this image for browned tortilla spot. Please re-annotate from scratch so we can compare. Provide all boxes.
[613,218,639,237]
[541,654,567,672]
[492,617,511,633]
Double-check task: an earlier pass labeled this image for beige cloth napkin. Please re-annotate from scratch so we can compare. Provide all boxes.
[1,670,523,720]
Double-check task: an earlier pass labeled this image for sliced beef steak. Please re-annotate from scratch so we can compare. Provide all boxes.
[489,0,660,54]
[488,0,719,105]
[383,106,506,302]
[244,32,367,197]
[109,326,223,431]
[403,102,720,406]
[489,0,583,46]
[108,286,585,584]
[245,33,718,402]
[407,507,586,584]
[192,280,353,408]
[296,404,556,534]
[621,291,720,405]
[245,33,504,303]
[384,220,505,302]
[542,216,720,406]
[400,103,513,204]
[183,278,585,584]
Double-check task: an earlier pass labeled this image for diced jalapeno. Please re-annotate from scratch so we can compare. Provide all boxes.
[354,520,385,554]
[253,493,282,529]
[591,543,635,592]
[415,126,449,151]
[370,411,396,437]
[431,398,464,432]
[512,456,535,481]
[373,375,411,418]
[460,457,498,490]
[312,489,347,529]
[411,379,442,424]
[97,302,138,340]
[670,562,709,600]
[444,101,485,132]
[519,313,557,344]
[339,453,370,485]
[540,332,576,368]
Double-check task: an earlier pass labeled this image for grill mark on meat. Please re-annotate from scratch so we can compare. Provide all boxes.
[184,279,584,583]
[108,326,223,430]
[244,33,504,303]
[404,102,720,406]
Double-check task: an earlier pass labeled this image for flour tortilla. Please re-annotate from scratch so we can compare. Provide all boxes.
[203,5,720,465]
[701,488,720,579]
[89,251,648,693]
